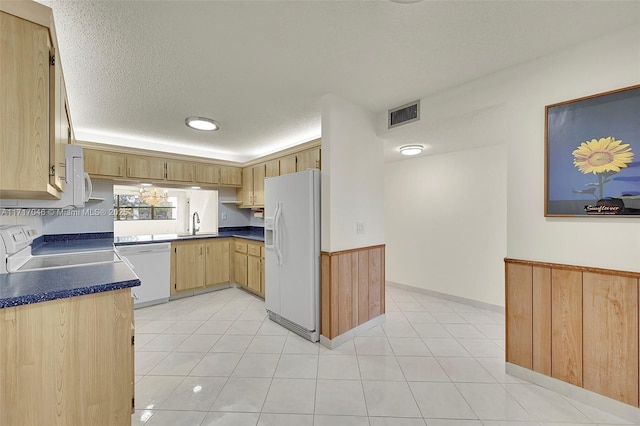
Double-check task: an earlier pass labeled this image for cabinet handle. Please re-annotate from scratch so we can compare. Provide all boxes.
[119,165,122,175]
[207,246,209,254]
[128,167,131,176]
[200,246,203,255]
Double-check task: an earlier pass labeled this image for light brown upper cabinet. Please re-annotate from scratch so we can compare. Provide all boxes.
[195,163,219,184]
[265,159,280,178]
[195,163,242,186]
[165,159,194,183]
[297,147,321,172]
[239,164,265,207]
[219,166,242,186]
[279,155,297,175]
[126,155,166,181]
[0,7,69,199]
[51,72,71,192]
[84,149,126,178]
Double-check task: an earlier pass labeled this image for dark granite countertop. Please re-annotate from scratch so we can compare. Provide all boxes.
[0,262,140,309]
[114,227,265,245]
[0,227,264,309]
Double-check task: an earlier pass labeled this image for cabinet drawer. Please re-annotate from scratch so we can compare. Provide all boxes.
[248,244,261,257]
[235,241,247,253]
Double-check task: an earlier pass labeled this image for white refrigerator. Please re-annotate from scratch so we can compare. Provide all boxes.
[264,169,321,342]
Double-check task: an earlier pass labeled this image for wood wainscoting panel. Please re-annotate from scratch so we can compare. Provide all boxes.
[321,254,332,339]
[320,245,385,340]
[583,273,638,406]
[551,268,583,387]
[358,250,369,325]
[337,252,354,336]
[368,246,385,318]
[506,262,533,369]
[532,266,552,376]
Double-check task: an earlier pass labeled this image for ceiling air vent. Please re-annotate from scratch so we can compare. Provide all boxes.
[388,100,420,129]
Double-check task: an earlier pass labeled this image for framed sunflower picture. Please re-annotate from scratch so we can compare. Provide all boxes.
[545,84,640,217]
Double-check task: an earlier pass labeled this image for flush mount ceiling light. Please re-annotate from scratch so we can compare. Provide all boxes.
[399,145,424,156]
[185,116,220,131]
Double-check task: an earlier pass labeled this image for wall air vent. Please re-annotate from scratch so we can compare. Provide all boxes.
[388,100,420,129]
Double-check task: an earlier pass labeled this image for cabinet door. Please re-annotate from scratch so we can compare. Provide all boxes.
[252,164,265,206]
[195,163,219,184]
[234,252,248,286]
[0,12,58,198]
[205,240,230,286]
[166,159,194,183]
[84,149,125,177]
[241,167,254,206]
[297,148,321,171]
[126,155,166,180]
[50,65,66,192]
[260,258,265,297]
[247,255,261,294]
[174,243,204,291]
[279,155,297,175]
[265,159,279,177]
[219,166,242,186]
[0,289,134,424]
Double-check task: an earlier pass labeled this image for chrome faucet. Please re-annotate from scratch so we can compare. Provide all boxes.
[192,212,200,235]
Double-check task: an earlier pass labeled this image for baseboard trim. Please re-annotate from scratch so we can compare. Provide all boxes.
[506,362,640,424]
[386,280,504,313]
[320,314,386,350]
[169,283,233,301]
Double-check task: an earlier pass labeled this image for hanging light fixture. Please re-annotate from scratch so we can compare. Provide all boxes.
[399,145,424,156]
[139,186,168,206]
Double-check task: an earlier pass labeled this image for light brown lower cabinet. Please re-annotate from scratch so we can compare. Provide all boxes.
[172,238,233,294]
[171,238,264,297]
[0,288,134,425]
[234,241,248,287]
[205,239,230,286]
[234,239,265,297]
[505,259,640,408]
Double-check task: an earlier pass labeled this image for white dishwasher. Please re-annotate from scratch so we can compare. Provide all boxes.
[117,243,171,308]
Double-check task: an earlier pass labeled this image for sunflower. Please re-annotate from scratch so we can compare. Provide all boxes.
[572,136,634,175]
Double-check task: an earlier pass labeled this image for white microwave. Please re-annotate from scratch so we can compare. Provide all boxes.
[0,144,92,209]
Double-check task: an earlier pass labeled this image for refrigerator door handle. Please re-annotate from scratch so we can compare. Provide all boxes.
[274,202,283,266]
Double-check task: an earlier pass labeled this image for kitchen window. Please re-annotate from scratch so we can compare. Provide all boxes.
[113,195,178,221]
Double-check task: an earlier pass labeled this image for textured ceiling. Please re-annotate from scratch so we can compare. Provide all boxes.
[35,0,640,163]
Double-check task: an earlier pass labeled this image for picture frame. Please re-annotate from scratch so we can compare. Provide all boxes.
[545,84,640,217]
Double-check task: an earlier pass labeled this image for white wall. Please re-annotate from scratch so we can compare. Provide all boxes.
[321,94,385,252]
[217,187,253,228]
[43,180,115,235]
[0,181,114,236]
[187,189,218,234]
[504,25,640,271]
[385,145,507,306]
[383,24,640,306]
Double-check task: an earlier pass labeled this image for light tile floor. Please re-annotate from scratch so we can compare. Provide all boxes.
[132,286,637,426]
